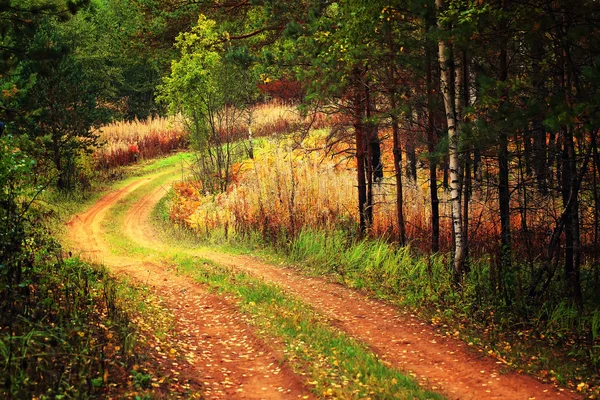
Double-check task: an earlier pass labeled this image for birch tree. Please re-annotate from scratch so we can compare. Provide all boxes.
[436,0,466,278]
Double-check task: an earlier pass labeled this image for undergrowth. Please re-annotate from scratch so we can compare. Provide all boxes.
[284,230,600,396]
[0,255,135,399]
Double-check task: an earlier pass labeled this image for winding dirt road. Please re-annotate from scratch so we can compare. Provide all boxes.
[67,165,581,400]
[67,170,312,399]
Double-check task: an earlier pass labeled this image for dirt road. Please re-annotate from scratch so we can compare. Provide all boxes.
[67,165,580,400]
[67,170,312,399]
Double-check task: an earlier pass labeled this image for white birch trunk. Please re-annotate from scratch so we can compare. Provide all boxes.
[436,0,466,277]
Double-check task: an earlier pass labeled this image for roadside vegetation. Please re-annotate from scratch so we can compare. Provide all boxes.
[0,132,200,397]
[166,127,600,396]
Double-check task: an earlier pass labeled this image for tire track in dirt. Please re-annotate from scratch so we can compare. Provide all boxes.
[66,169,313,400]
[123,172,582,400]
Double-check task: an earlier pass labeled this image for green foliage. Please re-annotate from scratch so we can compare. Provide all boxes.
[0,112,136,399]
[131,369,152,389]
[1,0,180,190]
[1,1,110,190]
[157,14,222,134]
[0,135,39,308]
[158,14,260,192]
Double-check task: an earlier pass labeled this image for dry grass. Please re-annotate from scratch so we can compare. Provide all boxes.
[93,102,307,171]
[94,115,188,170]
[169,124,573,260]
[170,130,440,245]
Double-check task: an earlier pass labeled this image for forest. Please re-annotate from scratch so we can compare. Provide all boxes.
[1,0,600,398]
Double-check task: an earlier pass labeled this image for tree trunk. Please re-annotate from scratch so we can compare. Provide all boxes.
[366,85,383,184]
[247,112,254,159]
[562,127,583,306]
[369,131,383,184]
[558,13,583,305]
[498,44,512,294]
[353,68,368,236]
[593,133,600,300]
[473,147,481,187]
[387,30,406,245]
[364,78,376,228]
[406,141,417,181]
[426,41,440,253]
[437,0,465,278]
[463,148,471,263]
[392,113,406,245]
[457,47,470,267]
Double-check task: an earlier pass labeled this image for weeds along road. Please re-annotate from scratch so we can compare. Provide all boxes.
[67,160,580,400]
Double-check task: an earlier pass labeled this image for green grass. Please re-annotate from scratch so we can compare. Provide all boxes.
[138,151,193,174]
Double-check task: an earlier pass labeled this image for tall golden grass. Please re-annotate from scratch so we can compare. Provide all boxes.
[169,124,571,258]
[94,115,188,170]
[170,130,445,246]
[93,102,307,170]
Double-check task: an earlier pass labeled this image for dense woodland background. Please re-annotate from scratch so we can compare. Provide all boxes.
[2,0,600,397]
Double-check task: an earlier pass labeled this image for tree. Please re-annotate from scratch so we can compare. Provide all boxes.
[436,0,466,278]
[158,14,260,192]
[1,0,123,190]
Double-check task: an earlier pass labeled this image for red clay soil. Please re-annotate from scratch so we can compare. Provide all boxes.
[66,172,312,400]
[124,172,583,400]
